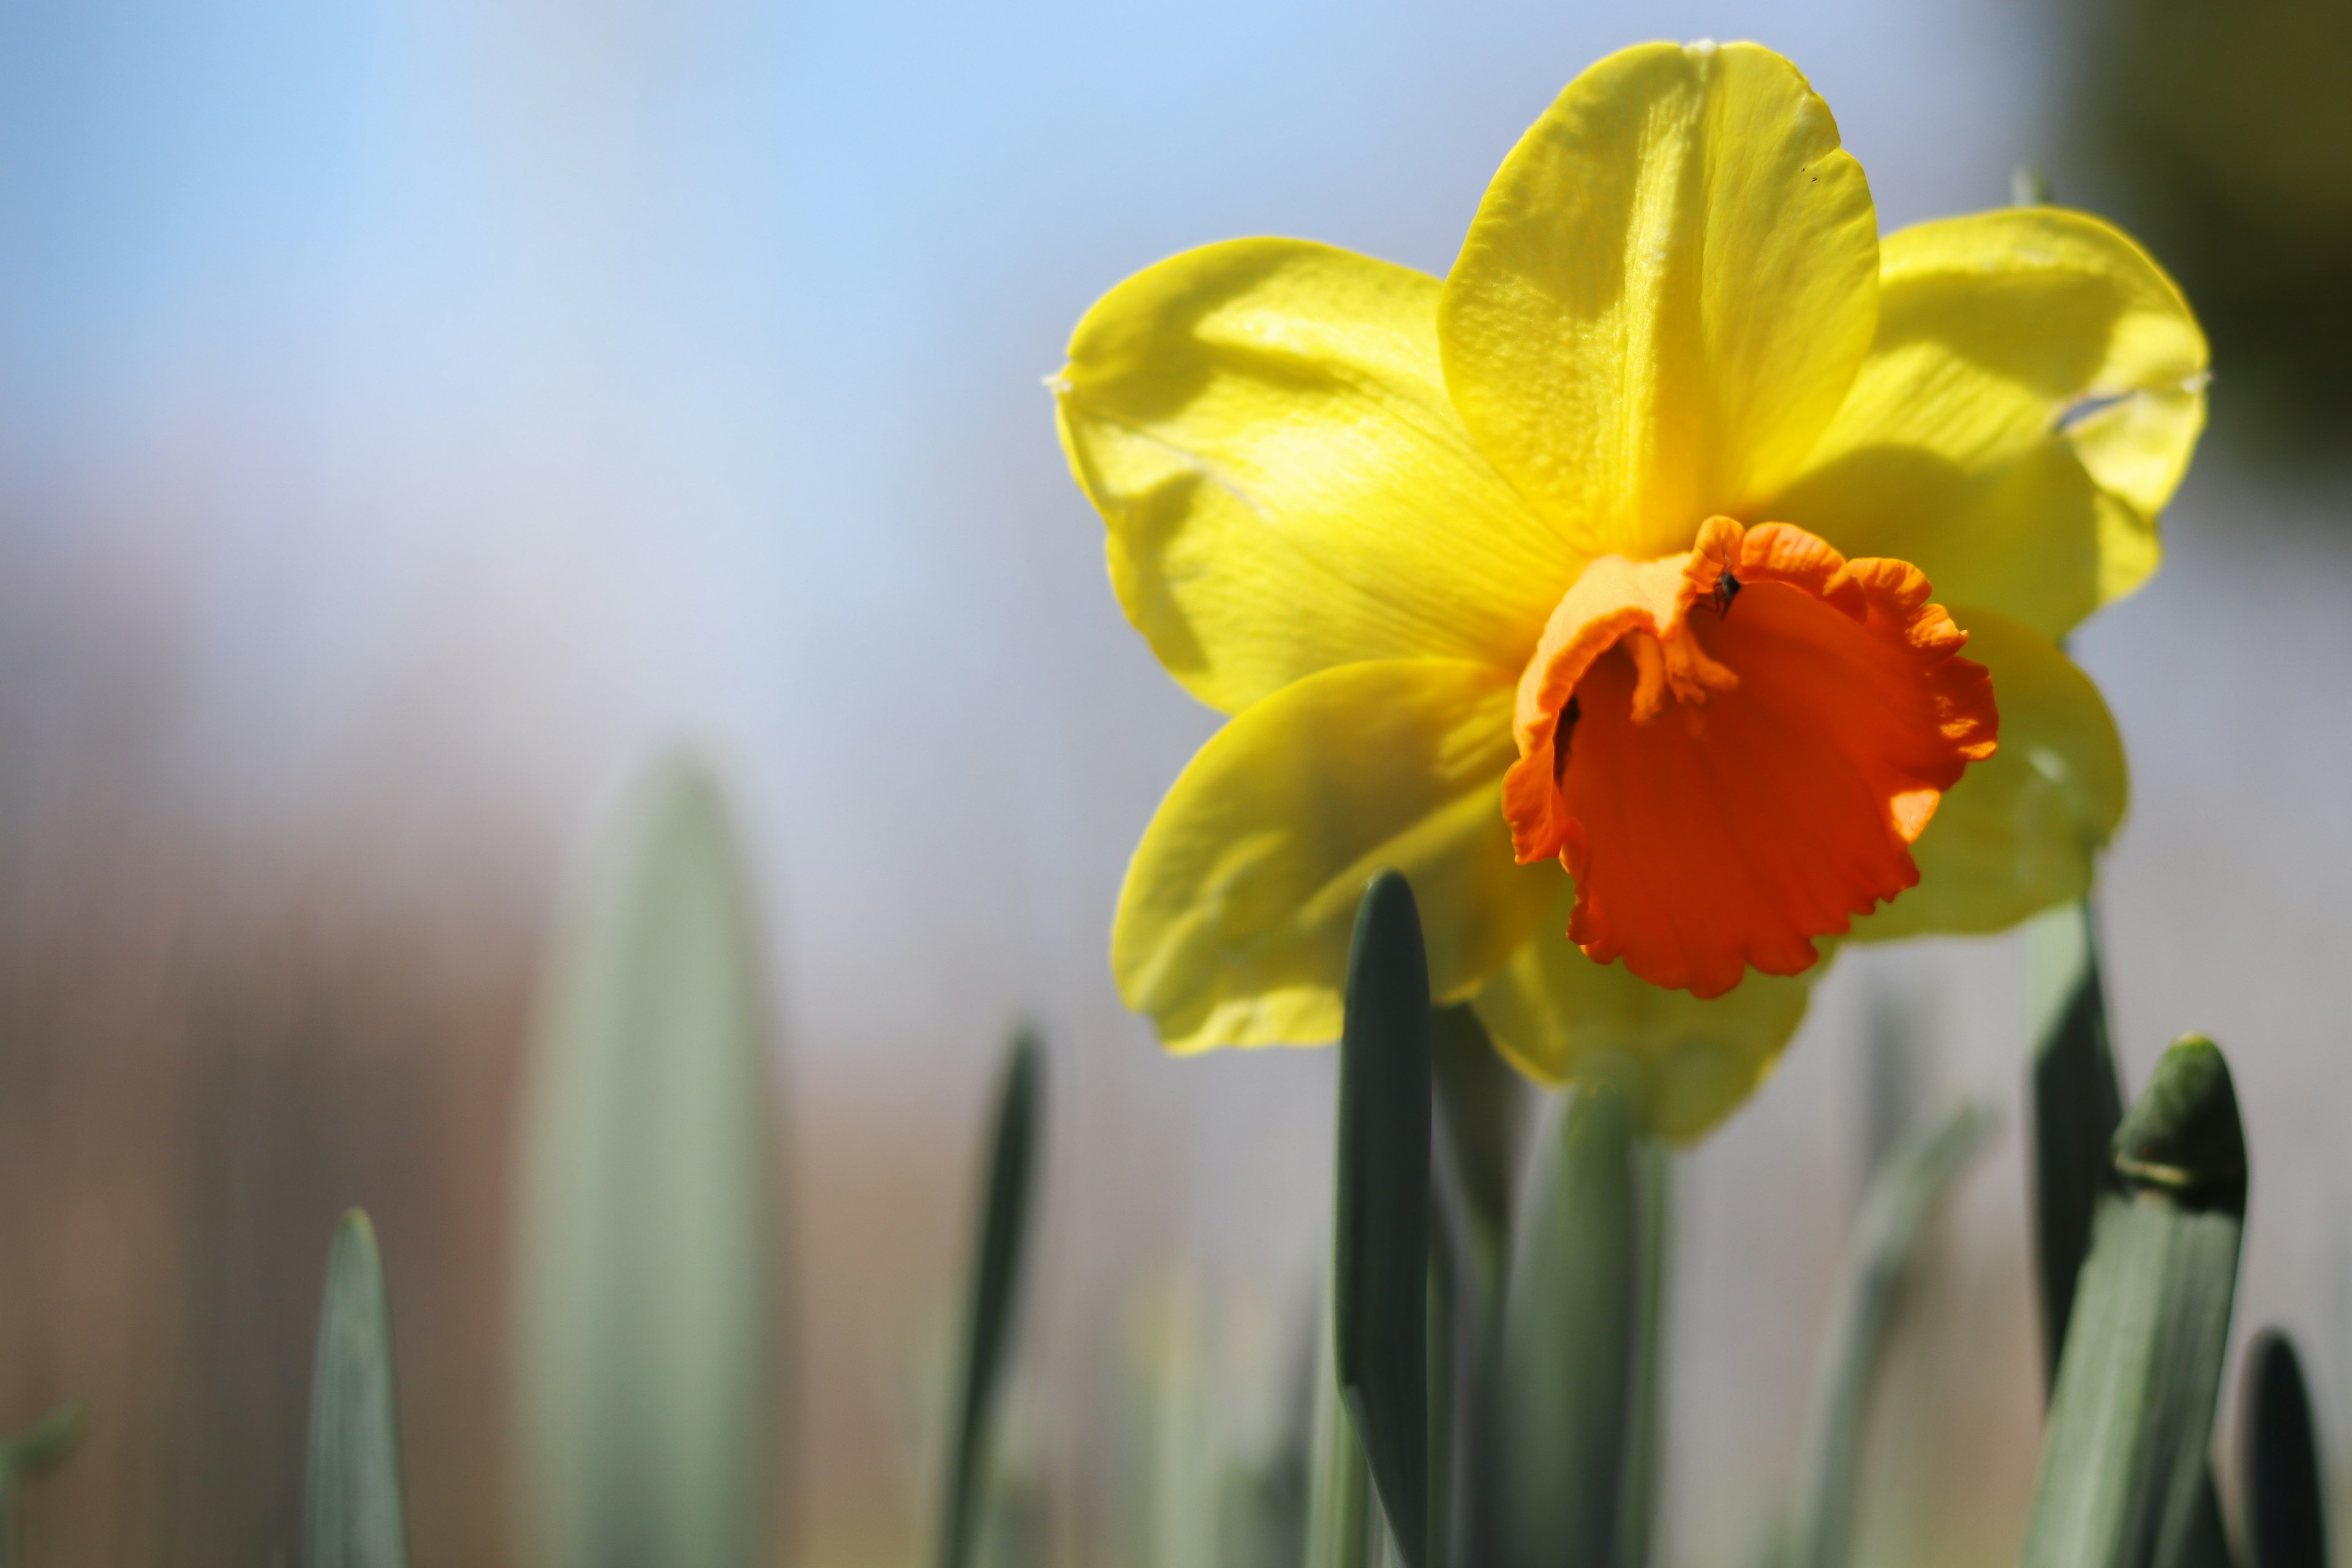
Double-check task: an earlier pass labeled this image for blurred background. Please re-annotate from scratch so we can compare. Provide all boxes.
[1,0,2347,1565]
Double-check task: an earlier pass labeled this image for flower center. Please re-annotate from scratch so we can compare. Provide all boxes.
[1500,516,1999,997]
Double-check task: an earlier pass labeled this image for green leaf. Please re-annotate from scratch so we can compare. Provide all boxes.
[938,1032,1046,1568]
[1306,1298,1376,1568]
[2019,1036,2247,1568]
[517,756,777,1568]
[2241,1330,2329,1568]
[304,1211,410,1568]
[2027,899,2125,1392]
[1335,872,1431,1568]
[1501,1082,1640,1568]
[1782,1100,1995,1568]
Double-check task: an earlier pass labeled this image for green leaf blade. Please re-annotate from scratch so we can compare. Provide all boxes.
[2019,1036,2247,1568]
[1336,872,1431,1568]
[2241,1330,2329,1568]
[304,1210,410,1568]
[517,756,778,1568]
[938,1031,1046,1568]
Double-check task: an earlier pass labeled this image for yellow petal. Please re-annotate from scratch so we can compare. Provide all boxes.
[1114,659,1556,1052]
[1438,40,1880,562]
[1057,238,1580,715]
[1853,608,2127,941]
[1773,208,2208,638]
[1473,889,1820,1141]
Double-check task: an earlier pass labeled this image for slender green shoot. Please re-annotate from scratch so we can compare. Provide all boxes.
[938,1031,1046,1568]
[303,1210,410,1568]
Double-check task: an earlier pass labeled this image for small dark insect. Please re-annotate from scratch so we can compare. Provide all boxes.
[1552,695,1581,783]
[1709,570,1742,617]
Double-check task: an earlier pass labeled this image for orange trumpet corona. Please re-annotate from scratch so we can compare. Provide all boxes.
[1501,518,1999,998]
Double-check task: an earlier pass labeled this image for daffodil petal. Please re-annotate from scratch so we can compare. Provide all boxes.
[1473,890,1820,1141]
[1057,238,1580,715]
[1114,658,1557,1052]
[1773,208,2208,638]
[1853,608,2127,941]
[1438,40,1880,562]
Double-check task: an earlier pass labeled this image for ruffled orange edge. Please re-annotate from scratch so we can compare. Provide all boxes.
[1502,517,1998,995]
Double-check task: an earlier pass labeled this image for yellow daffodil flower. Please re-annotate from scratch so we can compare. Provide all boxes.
[1054,40,2206,1137]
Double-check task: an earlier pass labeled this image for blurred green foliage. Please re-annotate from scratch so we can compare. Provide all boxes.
[13,773,2340,1568]
[516,757,778,1568]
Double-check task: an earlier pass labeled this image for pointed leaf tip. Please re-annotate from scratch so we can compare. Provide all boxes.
[306,1206,410,1568]
[2243,1330,2330,1568]
[939,1028,1047,1568]
[2113,1036,2245,1205]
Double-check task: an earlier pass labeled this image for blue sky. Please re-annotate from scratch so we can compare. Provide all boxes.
[0,0,2070,1071]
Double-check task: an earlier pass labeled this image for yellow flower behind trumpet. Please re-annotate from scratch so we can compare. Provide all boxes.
[1055,40,2205,1138]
